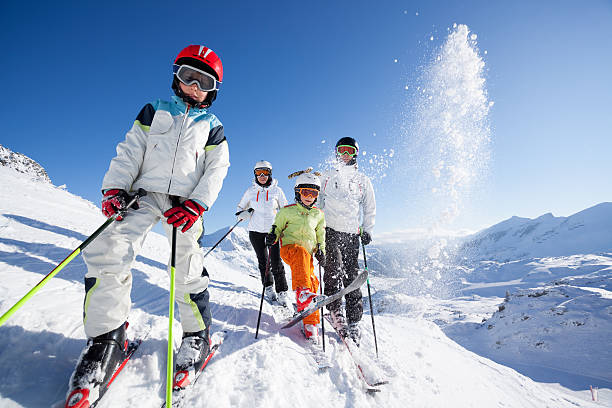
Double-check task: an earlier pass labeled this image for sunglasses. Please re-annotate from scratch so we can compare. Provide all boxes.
[336,145,358,157]
[254,169,271,176]
[297,188,319,198]
[173,64,221,92]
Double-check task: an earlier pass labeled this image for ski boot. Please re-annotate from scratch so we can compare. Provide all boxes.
[277,290,293,308]
[296,287,324,313]
[65,322,128,408]
[264,285,277,302]
[173,327,211,390]
[348,322,361,347]
[329,309,348,339]
[303,323,320,345]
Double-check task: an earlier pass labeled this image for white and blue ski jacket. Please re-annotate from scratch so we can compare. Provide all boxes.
[102,96,230,209]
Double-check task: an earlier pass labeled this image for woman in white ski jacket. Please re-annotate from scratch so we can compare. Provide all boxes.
[236,161,290,305]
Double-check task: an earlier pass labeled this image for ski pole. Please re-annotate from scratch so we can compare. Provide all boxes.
[361,242,379,358]
[166,225,177,407]
[0,188,146,328]
[255,245,272,339]
[203,209,253,258]
[166,103,191,407]
[318,256,326,352]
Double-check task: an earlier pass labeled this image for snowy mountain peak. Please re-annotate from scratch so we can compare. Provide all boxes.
[0,144,51,184]
[461,203,612,260]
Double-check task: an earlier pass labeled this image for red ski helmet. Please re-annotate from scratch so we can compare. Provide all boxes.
[174,44,223,81]
[172,44,223,108]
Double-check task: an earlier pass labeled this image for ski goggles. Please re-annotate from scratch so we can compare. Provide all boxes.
[173,64,221,92]
[254,169,271,176]
[336,145,358,157]
[297,188,319,198]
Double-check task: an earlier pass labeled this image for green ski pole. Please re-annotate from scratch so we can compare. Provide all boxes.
[0,189,146,327]
[166,225,177,406]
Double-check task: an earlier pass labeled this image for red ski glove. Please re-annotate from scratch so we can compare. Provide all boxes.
[102,189,138,221]
[164,199,205,232]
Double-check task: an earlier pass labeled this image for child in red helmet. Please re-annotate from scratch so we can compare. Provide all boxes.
[65,44,229,408]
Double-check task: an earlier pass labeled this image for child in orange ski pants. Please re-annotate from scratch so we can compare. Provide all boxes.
[280,244,320,325]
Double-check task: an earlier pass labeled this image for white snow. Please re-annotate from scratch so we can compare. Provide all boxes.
[0,162,610,407]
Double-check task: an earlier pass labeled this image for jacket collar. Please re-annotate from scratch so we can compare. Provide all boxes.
[335,162,358,175]
[252,178,277,189]
[295,201,316,213]
[171,96,208,116]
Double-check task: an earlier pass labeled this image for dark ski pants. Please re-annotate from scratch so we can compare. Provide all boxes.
[323,227,363,324]
[249,231,288,293]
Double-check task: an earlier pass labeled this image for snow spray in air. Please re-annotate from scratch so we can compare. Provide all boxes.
[416,23,491,226]
[397,24,492,298]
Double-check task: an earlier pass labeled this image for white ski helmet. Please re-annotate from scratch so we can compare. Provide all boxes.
[294,172,321,190]
[254,160,272,173]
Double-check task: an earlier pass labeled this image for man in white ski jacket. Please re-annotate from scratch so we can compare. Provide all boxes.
[318,137,375,345]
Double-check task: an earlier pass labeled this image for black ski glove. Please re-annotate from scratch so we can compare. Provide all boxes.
[265,226,277,246]
[314,248,325,265]
[265,233,276,247]
[360,230,372,246]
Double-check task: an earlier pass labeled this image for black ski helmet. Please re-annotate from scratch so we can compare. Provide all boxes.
[335,137,359,165]
[172,45,223,109]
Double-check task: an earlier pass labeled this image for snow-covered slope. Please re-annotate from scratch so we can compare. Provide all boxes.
[0,166,606,407]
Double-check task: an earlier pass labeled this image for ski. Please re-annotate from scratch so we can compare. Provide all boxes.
[162,331,225,407]
[267,297,297,322]
[65,338,142,408]
[306,344,332,370]
[280,270,368,329]
[323,314,388,393]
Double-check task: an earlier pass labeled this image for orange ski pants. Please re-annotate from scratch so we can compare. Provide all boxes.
[280,244,320,325]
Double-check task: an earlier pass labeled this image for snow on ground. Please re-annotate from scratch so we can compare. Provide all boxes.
[0,166,608,407]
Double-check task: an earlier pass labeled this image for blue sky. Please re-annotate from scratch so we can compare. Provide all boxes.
[1,1,611,235]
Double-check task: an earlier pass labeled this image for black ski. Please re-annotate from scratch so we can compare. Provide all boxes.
[65,338,142,408]
[280,270,368,329]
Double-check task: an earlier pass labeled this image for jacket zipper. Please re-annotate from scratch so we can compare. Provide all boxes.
[167,104,191,194]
